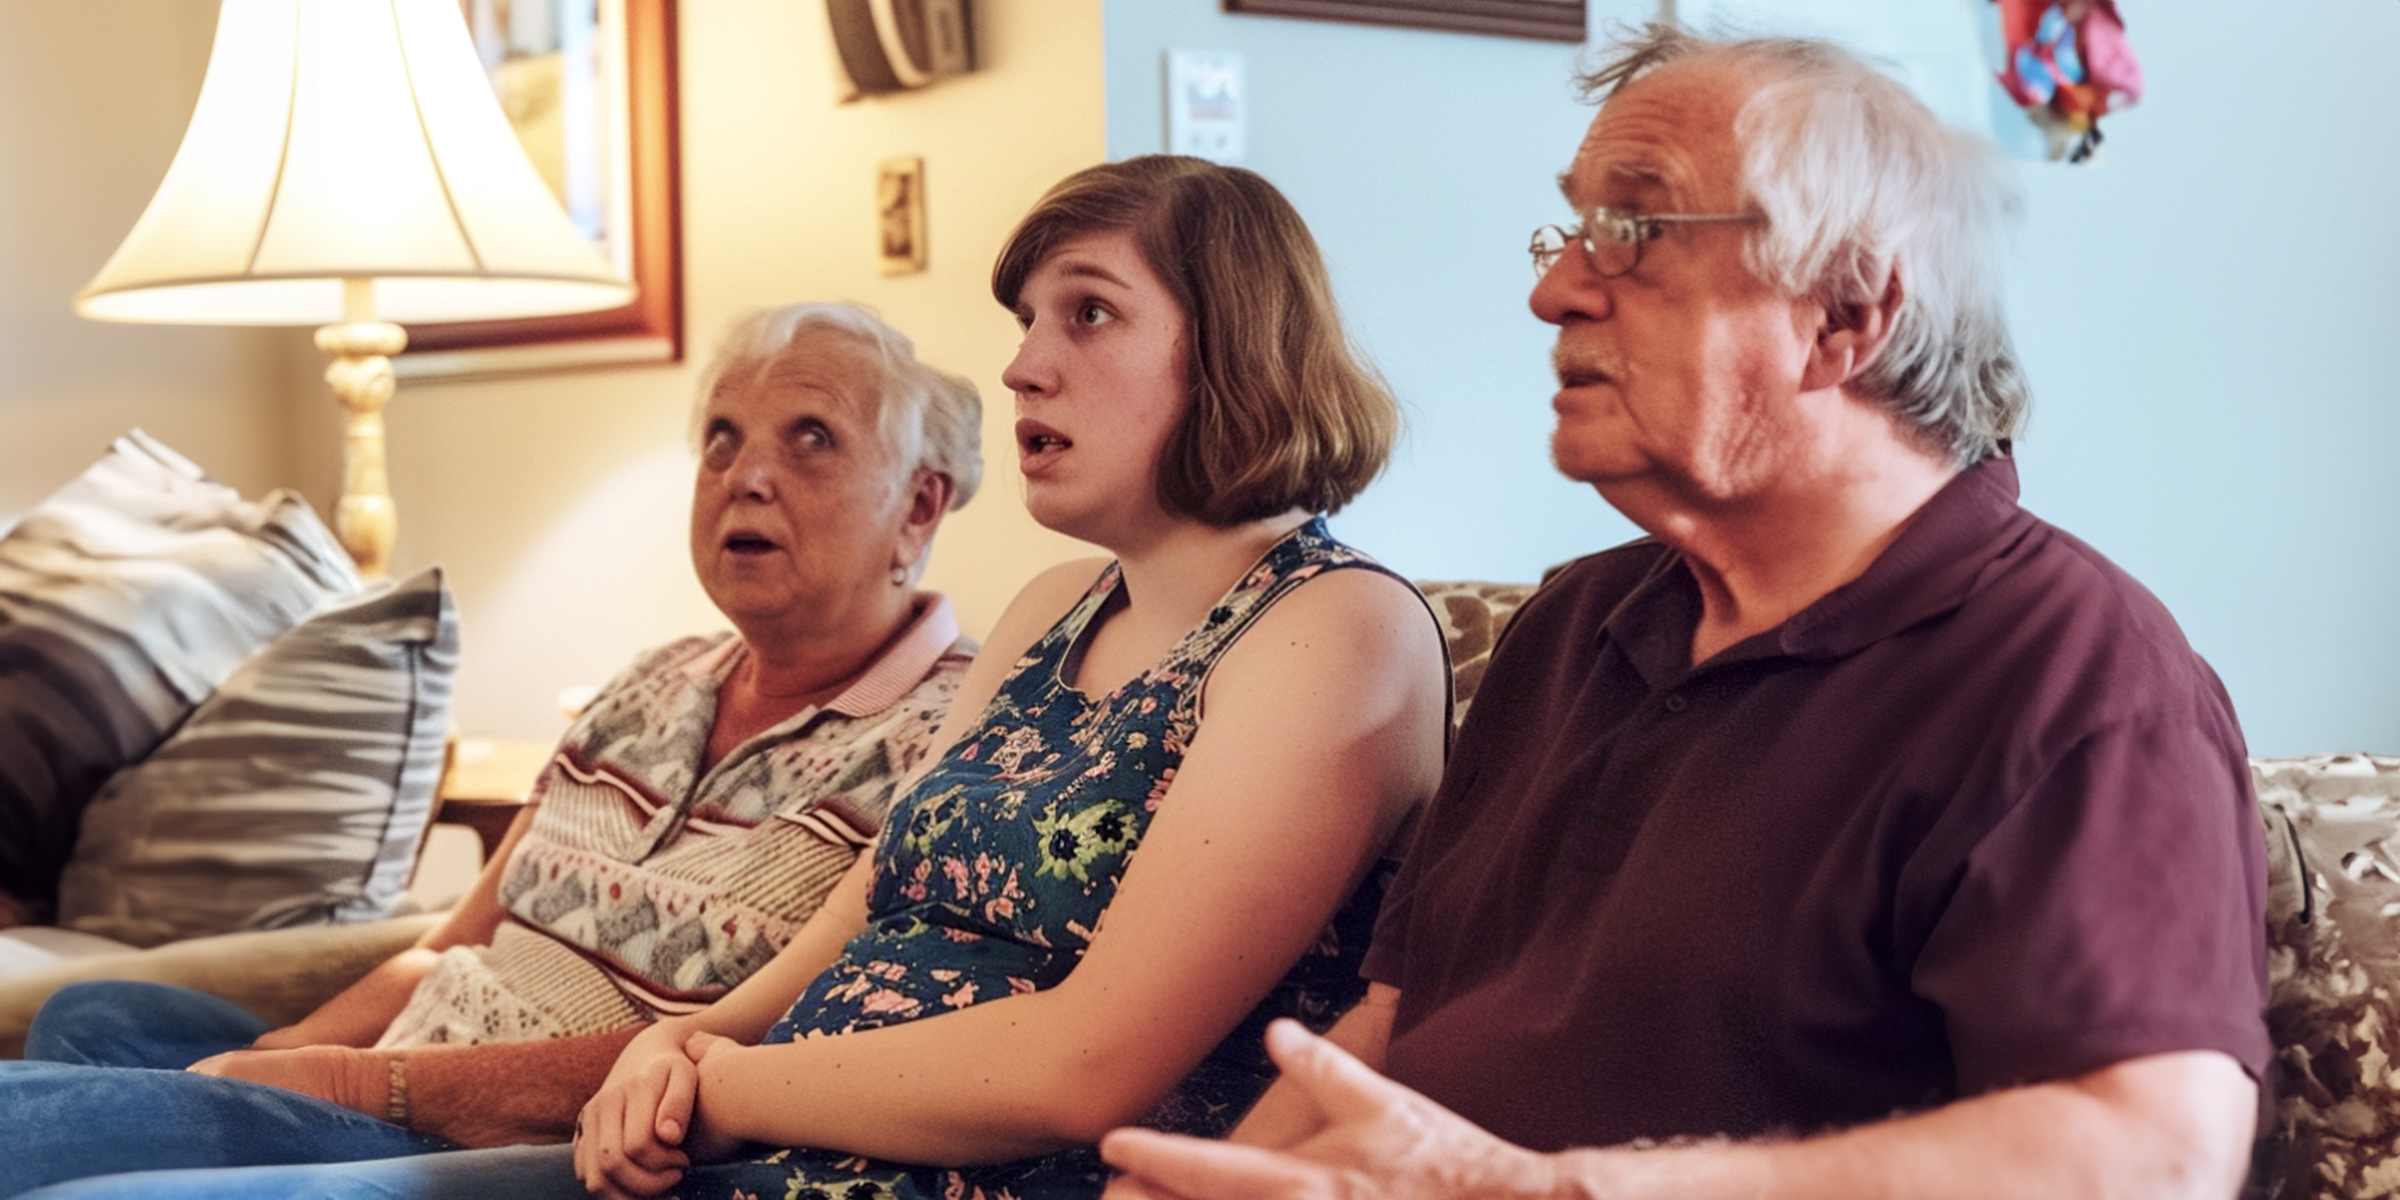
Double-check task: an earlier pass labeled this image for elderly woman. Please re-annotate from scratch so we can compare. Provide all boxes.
[17,157,1450,1200]
[0,303,982,1194]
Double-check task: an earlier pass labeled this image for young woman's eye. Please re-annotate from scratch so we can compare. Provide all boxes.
[702,426,737,471]
[1076,301,1113,326]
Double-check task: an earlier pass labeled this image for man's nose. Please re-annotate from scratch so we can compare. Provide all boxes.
[1529,250,1610,327]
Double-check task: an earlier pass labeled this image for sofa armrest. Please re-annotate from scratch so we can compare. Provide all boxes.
[0,913,441,1059]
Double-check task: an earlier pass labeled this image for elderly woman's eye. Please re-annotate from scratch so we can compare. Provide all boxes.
[702,427,737,470]
[795,420,834,451]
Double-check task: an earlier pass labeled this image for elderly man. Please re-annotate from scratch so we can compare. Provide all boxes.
[1105,25,2267,1200]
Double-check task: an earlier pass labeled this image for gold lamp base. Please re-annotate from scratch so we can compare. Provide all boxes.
[316,314,406,580]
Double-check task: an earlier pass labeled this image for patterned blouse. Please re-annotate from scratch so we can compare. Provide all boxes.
[378,596,970,1048]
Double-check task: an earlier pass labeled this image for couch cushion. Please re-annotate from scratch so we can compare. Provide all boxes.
[0,914,443,1059]
[0,432,359,919]
[55,568,459,948]
[1412,580,1536,726]
[2255,752,2400,1200]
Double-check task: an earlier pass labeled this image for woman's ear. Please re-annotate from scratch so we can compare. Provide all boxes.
[1799,260,1905,393]
[892,469,954,574]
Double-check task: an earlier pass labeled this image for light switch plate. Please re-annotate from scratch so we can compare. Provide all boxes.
[1166,50,1246,163]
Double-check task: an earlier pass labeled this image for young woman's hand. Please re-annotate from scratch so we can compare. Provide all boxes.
[574,1020,701,1199]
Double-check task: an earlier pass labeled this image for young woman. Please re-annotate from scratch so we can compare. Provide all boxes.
[21,157,1449,1200]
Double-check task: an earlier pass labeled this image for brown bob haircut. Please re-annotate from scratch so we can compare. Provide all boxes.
[991,155,1397,526]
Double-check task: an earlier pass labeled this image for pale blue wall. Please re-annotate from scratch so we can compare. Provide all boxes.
[1105,0,1658,581]
[1998,3,2400,758]
[1102,1,2399,755]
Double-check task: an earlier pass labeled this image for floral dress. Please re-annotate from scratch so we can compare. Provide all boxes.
[678,519,1414,1200]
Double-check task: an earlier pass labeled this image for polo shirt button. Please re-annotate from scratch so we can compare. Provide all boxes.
[1663,693,1688,713]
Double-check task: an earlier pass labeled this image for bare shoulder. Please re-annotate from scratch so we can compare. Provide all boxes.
[1257,567,1438,652]
[1219,567,1444,691]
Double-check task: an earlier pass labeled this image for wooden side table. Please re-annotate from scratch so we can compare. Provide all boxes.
[434,737,555,861]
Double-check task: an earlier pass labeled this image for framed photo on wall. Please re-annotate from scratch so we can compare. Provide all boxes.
[877,157,928,276]
[398,0,684,379]
[1222,0,1586,43]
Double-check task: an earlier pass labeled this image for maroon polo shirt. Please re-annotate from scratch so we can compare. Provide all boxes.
[1365,454,2268,1151]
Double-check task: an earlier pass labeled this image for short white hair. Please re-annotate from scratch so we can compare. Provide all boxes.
[1580,25,2031,466]
[692,302,983,509]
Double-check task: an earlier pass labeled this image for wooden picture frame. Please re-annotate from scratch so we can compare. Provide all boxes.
[877,157,928,276]
[1223,0,1586,43]
[397,0,683,379]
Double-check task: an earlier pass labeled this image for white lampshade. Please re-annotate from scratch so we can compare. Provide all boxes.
[75,0,634,326]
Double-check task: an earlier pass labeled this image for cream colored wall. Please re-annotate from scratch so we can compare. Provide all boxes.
[0,1,305,517]
[385,0,1106,739]
[0,0,1105,741]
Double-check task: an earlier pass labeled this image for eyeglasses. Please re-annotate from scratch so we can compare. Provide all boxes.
[1529,207,1763,278]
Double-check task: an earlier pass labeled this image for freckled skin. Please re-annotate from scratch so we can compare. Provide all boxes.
[1000,231,1192,552]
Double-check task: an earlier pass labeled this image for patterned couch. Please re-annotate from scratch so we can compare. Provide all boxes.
[0,577,2388,1200]
[2257,753,2400,1198]
[1411,579,2400,1200]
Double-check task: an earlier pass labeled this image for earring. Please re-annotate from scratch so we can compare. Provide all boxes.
[890,564,908,587]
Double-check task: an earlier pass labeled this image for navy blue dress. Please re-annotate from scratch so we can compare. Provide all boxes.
[682,518,1407,1200]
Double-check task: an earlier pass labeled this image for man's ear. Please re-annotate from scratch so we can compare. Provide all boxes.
[1799,260,1905,392]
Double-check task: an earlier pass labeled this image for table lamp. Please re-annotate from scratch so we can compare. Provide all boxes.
[74,0,636,578]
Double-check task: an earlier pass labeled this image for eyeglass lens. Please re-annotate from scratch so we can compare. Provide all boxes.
[1529,222,1639,278]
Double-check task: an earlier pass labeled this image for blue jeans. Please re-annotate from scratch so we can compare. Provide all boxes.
[16,1145,585,1200]
[25,978,272,1068]
[16,1139,1107,1200]
[1,982,451,1197]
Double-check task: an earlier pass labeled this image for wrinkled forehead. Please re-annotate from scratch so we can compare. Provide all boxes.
[1563,58,1754,211]
[713,328,887,419]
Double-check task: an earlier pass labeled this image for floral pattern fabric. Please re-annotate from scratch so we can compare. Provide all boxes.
[681,519,1406,1200]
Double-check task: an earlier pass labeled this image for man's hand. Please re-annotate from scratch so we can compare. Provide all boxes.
[1101,1020,1557,1200]
[1109,1027,2257,1200]
[187,1046,385,1118]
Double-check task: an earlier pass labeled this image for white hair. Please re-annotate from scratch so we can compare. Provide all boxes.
[1580,25,2031,465]
[692,302,984,509]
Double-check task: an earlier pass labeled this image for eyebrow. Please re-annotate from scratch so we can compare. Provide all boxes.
[1050,260,1135,290]
[1556,162,1670,207]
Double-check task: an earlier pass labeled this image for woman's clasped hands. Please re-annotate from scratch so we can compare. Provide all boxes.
[574,1020,751,1199]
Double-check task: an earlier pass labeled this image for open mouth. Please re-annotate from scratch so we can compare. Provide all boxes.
[1552,346,1615,389]
[724,533,779,555]
[1016,419,1073,456]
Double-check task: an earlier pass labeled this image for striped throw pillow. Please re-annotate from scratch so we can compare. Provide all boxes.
[57,567,460,947]
[0,431,359,920]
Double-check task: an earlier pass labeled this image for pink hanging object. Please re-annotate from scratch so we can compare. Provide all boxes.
[1994,0,2143,162]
